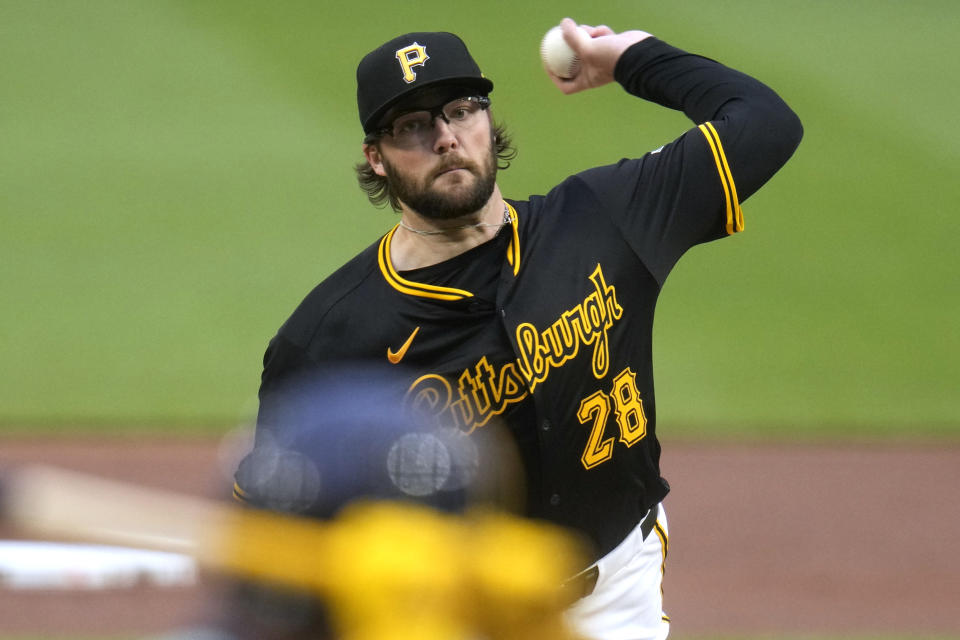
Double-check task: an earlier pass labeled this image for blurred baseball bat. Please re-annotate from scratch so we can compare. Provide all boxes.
[0,463,339,593]
[1,464,224,552]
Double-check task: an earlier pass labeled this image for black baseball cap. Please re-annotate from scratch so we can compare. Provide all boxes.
[233,366,491,518]
[357,32,494,135]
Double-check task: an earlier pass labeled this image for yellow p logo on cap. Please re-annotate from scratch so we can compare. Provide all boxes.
[396,43,429,84]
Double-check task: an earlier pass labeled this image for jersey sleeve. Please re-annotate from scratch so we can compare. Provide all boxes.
[251,335,318,443]
[575,38,803,285]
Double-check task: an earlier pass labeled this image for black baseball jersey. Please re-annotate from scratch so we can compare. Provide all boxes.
[240,38,802,560]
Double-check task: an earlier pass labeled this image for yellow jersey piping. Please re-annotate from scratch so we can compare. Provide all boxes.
[378,227,474,300]
[377,203,521,299]
[698,122,744,234]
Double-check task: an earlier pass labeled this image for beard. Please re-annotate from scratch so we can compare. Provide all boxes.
[382,142,497,221]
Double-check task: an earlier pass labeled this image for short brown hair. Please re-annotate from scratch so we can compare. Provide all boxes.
[355,121,516,212]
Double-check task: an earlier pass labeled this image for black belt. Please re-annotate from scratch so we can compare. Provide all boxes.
[562,504,659,600]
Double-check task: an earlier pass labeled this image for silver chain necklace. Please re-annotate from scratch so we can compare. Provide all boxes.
[398,204,512,236]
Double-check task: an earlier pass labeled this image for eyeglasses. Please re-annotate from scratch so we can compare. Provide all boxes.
[367,96,490,146]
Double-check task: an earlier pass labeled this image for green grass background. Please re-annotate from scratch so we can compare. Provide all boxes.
[2,0,958,439]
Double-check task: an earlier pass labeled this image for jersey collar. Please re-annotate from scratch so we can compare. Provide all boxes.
[378,202,520,300]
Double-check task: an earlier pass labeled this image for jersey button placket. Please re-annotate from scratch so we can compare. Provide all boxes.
[549,493,561,507]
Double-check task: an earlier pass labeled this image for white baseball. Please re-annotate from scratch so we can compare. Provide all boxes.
[540,25,583,79]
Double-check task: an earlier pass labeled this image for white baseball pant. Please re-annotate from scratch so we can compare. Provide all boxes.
[564,503,670,640]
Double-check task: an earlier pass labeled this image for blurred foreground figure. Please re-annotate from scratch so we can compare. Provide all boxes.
[158,502,587,640]
[154,366,586,640]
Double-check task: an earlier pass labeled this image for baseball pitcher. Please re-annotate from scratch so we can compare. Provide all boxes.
[237,17,802,640]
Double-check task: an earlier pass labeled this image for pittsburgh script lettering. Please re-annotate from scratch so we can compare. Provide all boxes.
[406,357,528,435]
[516,264,622,390]
[406,264,624,433]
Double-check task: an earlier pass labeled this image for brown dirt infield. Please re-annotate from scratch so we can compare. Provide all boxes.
[1,436,958,638]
